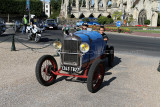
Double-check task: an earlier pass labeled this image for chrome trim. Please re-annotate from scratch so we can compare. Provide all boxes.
[58,51,84,73]
[58,51,83,55]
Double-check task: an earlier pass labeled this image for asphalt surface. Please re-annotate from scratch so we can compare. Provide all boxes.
[0,27,160,107]
[107,33,160,57]
[1,27,159,57]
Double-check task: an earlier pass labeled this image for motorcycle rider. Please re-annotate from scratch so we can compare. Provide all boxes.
[30,15,35,27]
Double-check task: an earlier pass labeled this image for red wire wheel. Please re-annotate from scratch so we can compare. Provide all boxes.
[87,59,105,93]
[35,55,58,86]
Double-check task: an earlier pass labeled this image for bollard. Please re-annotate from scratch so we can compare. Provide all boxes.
[11,35,16,51]
[158,61,160,72]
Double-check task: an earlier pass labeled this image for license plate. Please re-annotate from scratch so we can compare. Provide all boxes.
[61,66,80,72]
[49,27,53,28]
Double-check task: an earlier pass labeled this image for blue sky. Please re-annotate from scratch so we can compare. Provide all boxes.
[41,0,50,2]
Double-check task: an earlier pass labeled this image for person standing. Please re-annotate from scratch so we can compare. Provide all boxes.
[22,15,28,34]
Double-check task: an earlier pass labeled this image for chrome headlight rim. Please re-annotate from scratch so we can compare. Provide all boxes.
[53,41,62,50]
[80,42,90,53]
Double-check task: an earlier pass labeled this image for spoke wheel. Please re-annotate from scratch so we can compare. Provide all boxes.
[36,55,58,86]
[87,60,105,93]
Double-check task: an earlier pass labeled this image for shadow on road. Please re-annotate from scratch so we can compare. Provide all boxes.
[98,56,121,91]
[40,37,56,42]
[100,77,117,90]
[104,56,122,72]
[55,76,68,84]
[0,34,12,37]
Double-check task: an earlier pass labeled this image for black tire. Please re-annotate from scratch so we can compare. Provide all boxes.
[108,46,114,67]
[35,55,58,86]
[28,34,32,40]
[87,59,105,93]
[35,34,41,43]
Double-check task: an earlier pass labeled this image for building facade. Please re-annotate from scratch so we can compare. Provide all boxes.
[60,0,160,26]
[42,1,51,18]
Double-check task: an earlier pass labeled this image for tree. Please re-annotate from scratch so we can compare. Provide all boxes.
[112,11,122,21]
[82,18,90,22]
[127,14,134,24]
[144,20,150,25]
[98,16,114,25]
[50,0,62,19]
[0,0,43,21]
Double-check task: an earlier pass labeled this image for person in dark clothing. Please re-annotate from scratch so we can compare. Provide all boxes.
[30,15,35,26]
[99,26,108,41]
[82,22,88,30]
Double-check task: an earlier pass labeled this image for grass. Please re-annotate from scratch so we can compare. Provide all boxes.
[132,30,160,33]
[110,27,160,33]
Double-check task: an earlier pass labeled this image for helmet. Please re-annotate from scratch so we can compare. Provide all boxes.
[82,22,88,27]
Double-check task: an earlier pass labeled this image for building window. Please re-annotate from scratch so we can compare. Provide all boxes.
[46,10,48,13]
[46,5,48,8]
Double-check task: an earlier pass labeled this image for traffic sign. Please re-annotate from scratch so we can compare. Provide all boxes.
[26,0,30,11]
[117,21,121,27]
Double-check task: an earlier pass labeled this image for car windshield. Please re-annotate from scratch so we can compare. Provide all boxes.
[47,20,55,24]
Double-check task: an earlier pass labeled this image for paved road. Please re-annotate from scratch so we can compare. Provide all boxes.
[0,28,160,57]
[1,28,160,107]
[107,33,160,57]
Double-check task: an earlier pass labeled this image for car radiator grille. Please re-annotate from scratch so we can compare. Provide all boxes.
[61,40,81,66]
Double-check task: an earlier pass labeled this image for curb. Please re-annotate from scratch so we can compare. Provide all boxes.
[106,32,160,39]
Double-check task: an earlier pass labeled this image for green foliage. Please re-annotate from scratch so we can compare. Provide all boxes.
[50,0,62,19]
[112,11,122,20]
[117,17,121,20]
[108,4,112,7]
[50,11,60,19]
[0,0,43,17]
[144,20,150,25]
[158,13,160,26]
[98,16,114,25]
[127,14,134,24]
[82,18,90,22]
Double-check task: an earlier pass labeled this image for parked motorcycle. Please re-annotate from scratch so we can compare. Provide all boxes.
[28,25,42,43]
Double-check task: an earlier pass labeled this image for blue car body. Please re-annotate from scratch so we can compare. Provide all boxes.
[74,30,106,64]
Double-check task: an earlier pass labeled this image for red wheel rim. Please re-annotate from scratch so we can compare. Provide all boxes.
[92,64,104,90]
[41,58,56,82]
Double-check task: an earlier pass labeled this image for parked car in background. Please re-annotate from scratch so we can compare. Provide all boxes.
[36,20,45,32]
[76,21,100,27]
[88,21,100,26]
[44,19,58,30]
[0,18,6,35]
[76,17,100,27]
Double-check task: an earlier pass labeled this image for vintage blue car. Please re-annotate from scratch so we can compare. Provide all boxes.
[35,30,114,93]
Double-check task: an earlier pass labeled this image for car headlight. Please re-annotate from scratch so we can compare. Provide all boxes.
[80,43,90,53]
[53,41,62,50]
